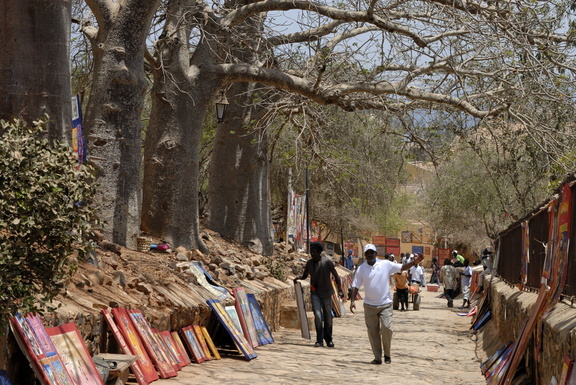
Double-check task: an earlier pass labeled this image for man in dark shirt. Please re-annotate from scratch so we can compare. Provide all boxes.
[294,241,343,347]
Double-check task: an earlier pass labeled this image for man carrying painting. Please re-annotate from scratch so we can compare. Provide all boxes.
[294,242,343,348]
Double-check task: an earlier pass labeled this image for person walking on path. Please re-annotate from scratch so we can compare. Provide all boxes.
[345,249,355,270]
[294,241,343,348]
[349,244,424,365]
[410,258,425,286]
[440,258,458,307]
[459,258,473,308]
[429,257,441,285]
[393,269,409,311]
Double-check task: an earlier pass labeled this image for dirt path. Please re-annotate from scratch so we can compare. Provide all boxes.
[160,289,485,385]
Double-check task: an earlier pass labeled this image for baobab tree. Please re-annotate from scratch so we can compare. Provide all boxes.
[0,0,72,142]
[76,0,576,252]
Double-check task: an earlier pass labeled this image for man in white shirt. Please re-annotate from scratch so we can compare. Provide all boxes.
[460,258,473,308]
[350,244,423,365]
[410,260,424,286]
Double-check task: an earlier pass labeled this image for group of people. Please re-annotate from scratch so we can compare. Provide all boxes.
[293,242,492,365]
[294,242,424,365]
[439,250,475,308]
[387,252,425,312]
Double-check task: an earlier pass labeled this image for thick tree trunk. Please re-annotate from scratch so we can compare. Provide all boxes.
[0,0,71,142]
[141,1,217,252]
[142,80,213,252]
[84,0,160,249]
[206,83,274,255]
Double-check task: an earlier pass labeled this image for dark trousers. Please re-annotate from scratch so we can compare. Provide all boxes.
[397,288,409,309]
[444,288,456,301]
[311,292,333,344]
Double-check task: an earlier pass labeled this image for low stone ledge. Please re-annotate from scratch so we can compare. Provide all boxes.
[483,275,576,384]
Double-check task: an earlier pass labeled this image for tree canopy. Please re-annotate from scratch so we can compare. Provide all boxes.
[4,0,576,263]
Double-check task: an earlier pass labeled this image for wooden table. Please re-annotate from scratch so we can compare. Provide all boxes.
[94,353,138,385]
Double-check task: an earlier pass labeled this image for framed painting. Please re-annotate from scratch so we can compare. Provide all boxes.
[127,310,177,378]
[101,309,149,385]
[181,326,207,363]
[200,326,221,360]
[206,299,257,360]
[9,313,75,385]
[170,332,191,365]
[294,281,311,339]
[401,231,412,243]
[412,246,423,255]
[246,294,274,345]
[224,306,243,334]
[192,325,213,360]
[232,287,259,348]
[111,308,159,383]
[45,323,104,385]
[154,329,183,370]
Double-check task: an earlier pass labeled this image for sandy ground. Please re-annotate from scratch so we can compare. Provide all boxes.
[157,288,486,385]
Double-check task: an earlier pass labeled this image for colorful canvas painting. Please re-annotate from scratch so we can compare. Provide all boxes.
[170,331,192,365]
[127,310,177,378]
[101,309,149,385]
[111,308,159,383]
[192,325,213,360]
[559,354,574,385]
[45,323,104,385]
[188,263,229,300]
[157,330,186,369]
[206,299,257,360]
[232,287,259,348]
[9,313,75,385]
[224,306,243,334]
[246,294,274,345]
[181,326,207,363]
[201,326,221,360]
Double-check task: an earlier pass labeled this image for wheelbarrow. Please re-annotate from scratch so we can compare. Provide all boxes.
[392,284,421,311]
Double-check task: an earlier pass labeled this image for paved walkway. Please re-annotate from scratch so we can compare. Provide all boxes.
[161,289,485,385]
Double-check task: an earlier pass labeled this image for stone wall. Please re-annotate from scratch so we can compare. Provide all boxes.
[485,275,576,384]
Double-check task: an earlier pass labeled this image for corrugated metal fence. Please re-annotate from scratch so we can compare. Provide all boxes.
[496,181,576,296]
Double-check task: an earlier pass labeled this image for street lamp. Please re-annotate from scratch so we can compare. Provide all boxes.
[215,91,229,123]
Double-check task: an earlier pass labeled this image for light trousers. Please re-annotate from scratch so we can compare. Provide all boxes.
[363,303,393,360]
[462,285,471,300]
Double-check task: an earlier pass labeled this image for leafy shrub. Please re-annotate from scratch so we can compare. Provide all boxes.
[0,118,97,330]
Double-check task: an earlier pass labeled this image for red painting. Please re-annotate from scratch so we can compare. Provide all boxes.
[127,310,177,378]
[101,309,149,385]
[45,323,104,385]
[9,313,75,385]
[111,308,158,383]
[181,326,207,363]
[170,331,192,365]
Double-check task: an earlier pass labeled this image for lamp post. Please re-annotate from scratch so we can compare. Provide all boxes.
[215,91,229,123]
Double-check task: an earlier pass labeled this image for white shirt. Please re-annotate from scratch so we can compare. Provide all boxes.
[410,265,424,283]
[462,266,473,287]
[352,259,402,306]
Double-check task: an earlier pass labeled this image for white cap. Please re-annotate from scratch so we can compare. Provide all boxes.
[364,244,377,253]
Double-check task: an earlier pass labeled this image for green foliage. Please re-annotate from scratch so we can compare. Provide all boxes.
[0,118,97,330]
[269,106,406,238]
